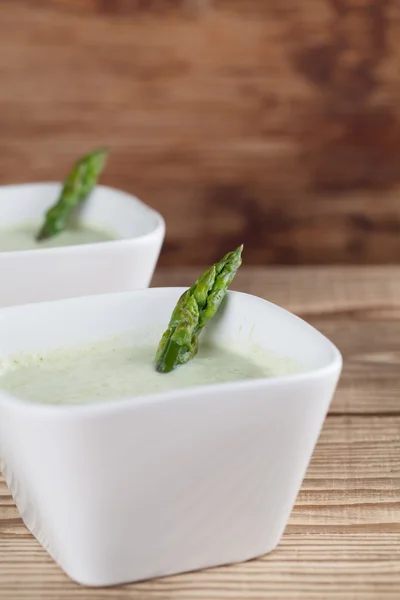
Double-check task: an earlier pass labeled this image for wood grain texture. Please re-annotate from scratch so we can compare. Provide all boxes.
[1,1,400,265]
[153,265,400,317]
[1,267,400,598]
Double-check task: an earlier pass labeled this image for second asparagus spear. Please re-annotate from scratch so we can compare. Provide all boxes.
[36,148,108,241]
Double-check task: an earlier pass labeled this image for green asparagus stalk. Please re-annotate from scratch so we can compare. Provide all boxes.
[155,245,243,373]
[36,148,108,241]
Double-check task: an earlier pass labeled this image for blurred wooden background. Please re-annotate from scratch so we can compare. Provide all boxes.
[1,0,400,266]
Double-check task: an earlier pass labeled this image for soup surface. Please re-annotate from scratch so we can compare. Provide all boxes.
[0,338,302,405]
[0,222,118,251]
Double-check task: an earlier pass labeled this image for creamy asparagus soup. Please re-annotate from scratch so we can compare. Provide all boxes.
[0,222,118,252]
[0,338,302,406]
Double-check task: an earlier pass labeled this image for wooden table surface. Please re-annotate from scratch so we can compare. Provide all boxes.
[1,266,399,599]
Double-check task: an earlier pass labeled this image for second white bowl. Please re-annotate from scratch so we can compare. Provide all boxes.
[0,183,165,307]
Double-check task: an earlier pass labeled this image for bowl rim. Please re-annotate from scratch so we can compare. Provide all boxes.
[0,288,343,418]
[0,182,165,258]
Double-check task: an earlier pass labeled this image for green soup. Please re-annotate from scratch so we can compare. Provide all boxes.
[0,338,302,406]
[0,223,118,252]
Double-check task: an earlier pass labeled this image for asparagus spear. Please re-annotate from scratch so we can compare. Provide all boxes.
[36,148,108,241]
[155,245,243,373]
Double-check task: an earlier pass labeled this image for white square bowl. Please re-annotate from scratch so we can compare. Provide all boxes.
[0,183,165,307]
[0,288,342,587]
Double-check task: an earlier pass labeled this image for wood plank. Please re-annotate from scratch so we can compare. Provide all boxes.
[290,416,400,532]
[152,266,400,317]
[1,416,399,598]
[1,2,400,265]
[0,534,399,600]
[312,320,400,414]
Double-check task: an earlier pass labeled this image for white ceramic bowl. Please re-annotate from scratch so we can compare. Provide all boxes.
[0,183,165,307]
[0,288,342,587]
